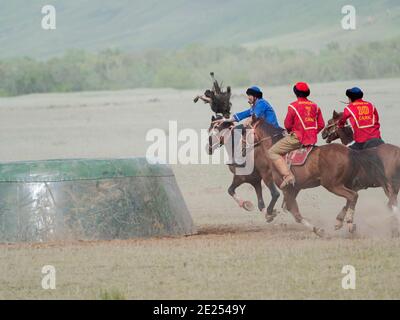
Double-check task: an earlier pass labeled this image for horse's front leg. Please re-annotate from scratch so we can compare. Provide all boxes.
[262,180,280,223]
[252,179,265,212]
[283,188,325,237]
[265,180,280,215]
[259,169,280,222]
[325,184,359,233]
[228,175,255,212]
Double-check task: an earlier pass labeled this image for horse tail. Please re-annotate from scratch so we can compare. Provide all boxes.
[349,149,388,189]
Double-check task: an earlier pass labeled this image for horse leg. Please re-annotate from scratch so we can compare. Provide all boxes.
[380,181,397,212]
[387,184,399,213]
[251,179,278,223]
[324,185,358,233]
[259,168,280,221]
[284,188,324,237]
[228,176,254,211]
[392,185,400,237]
[252,179,265,212]
[335,201,350,230]
[381,183,400,237]
[265,180,280,215]
[393,184,399,212]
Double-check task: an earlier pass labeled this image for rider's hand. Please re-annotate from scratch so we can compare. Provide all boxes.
[214,117,235,124]
[223,117,236,123]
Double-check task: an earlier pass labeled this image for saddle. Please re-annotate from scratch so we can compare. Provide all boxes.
[285,146,314,166]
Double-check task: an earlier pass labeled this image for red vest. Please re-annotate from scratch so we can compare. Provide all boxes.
[345,100,376,129]
[285,98,324,146]
[343,99,381,143]
[289,100,319,131]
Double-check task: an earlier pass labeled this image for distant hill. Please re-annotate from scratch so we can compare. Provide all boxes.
[0,0,399,58]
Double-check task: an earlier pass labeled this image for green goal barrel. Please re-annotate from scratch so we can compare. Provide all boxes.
[0,158,195,243]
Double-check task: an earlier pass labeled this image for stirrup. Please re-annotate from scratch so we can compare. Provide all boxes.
[280,174,295,189]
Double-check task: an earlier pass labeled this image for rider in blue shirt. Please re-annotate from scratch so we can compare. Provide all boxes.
[216,86,281,167]
[228,86,280,128]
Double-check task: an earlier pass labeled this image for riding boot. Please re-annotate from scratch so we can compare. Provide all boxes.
[273,157,295,189]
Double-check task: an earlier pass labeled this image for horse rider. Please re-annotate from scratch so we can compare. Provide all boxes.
[268,82,325,189]
[222,86,280,127]
[214,86,280,166]
[337,87,384,150]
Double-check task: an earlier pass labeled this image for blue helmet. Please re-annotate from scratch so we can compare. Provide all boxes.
[246,86,263,99]
[346,87,364,102]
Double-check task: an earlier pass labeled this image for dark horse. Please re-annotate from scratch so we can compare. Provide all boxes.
[207,116,281,220]
[251,117,389,236]
[322,110,400,213]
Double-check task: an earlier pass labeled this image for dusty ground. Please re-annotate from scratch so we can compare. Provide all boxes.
[0,78,399,299]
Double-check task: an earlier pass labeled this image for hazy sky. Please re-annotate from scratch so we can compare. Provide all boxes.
[0,0,399,58]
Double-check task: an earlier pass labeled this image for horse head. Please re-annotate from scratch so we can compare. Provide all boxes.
[207,115,235,155]
[322,110,354,145]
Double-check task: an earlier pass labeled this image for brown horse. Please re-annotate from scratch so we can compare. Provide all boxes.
[322,111,400,213]
[207,116,281,220]
[251,117,389,236]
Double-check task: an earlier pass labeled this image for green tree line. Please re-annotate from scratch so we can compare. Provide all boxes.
[0,38,399,96]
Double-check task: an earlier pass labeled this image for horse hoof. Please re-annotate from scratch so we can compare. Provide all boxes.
[348,223,357,234]
[265,213,277,223]
[314,227,325,238]
[335,220,344,231]
[242,201,255,212]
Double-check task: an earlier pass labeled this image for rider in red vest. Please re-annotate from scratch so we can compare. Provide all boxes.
[337,87,384,150]
[284,83,325,146]
[268,82,325,188]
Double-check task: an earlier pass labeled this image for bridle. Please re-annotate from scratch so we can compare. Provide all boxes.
[246,120,286,149]
[209,119,283,152]
[324,119,352,143]
[208,120,235,151]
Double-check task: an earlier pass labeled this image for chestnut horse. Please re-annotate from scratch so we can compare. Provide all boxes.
[322,111,400,213]
[208,116,281,220]
[251,117,389,236]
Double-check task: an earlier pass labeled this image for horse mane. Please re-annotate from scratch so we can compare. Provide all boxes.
[339,125,354,144]
[256,118,285,143]
[333,111,353,141]
[348,149,387,189]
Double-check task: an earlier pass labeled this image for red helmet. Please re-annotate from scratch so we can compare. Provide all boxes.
[293,82,310,97]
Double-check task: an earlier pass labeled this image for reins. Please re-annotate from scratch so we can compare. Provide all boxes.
[246,120,285,149]
[243,132,283,150]
[209,119,284,152]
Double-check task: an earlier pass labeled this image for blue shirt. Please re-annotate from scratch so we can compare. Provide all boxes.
[233,98,280,128]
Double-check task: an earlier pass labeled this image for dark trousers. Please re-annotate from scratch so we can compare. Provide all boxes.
[349,138,385,150]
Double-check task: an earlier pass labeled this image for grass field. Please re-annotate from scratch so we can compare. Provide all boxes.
[0,78,399,299]
[1,231,400,299]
